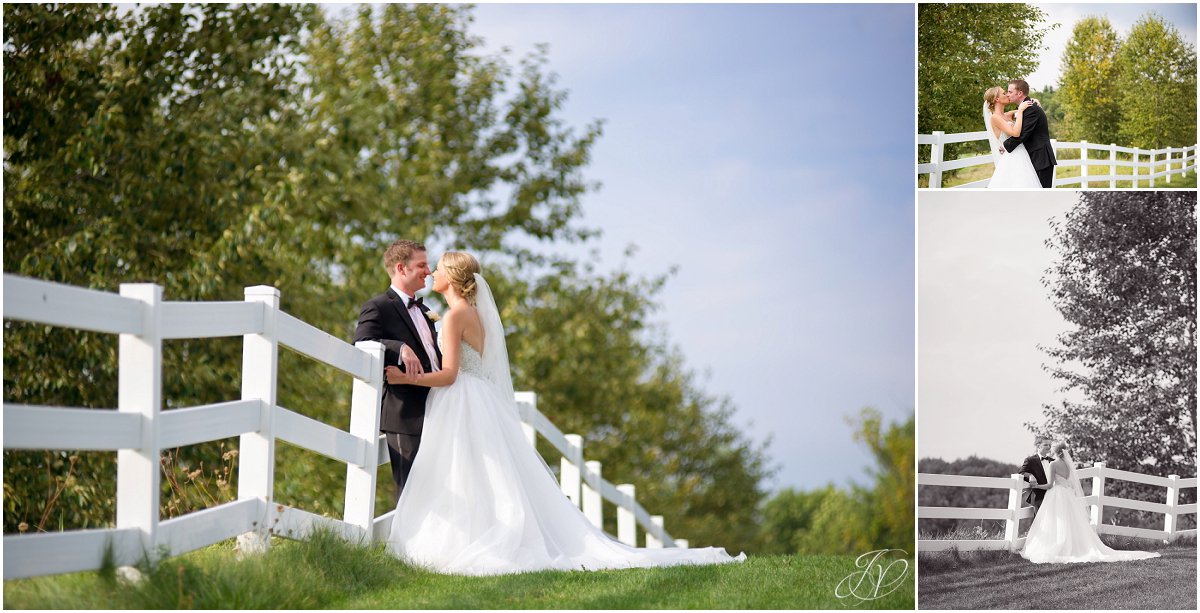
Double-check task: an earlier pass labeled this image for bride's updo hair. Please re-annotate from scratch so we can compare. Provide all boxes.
[439,251,481,305]
[1052,442,1068,458]
[984,86,1005,111]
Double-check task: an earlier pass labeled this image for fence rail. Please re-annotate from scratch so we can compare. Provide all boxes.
[917,131,1197,188]
[917,463,1198,553]
[2,274,687,581]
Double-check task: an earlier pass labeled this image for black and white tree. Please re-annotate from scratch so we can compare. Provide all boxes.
[1036,191,1196,519]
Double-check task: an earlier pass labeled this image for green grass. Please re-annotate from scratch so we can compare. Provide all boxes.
[918,540,1196,610]
[4,530,914,609]
[920,155,1196,189]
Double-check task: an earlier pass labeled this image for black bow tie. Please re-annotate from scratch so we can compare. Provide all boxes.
[406,296,423,310]
[1041,456,1053,462]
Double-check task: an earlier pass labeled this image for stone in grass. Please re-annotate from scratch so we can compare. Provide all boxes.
[116,565,144,584]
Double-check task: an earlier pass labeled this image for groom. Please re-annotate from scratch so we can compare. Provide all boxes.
[1001,78,1057,188]
[1019,435,1054,516]
[353,239,442,503]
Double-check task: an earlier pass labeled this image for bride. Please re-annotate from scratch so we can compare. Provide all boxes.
[383,251,746,575]
[983,86,1042,188]
[1020,443,1160,564]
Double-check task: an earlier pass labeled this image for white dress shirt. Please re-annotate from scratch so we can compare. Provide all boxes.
[392,286,440,371]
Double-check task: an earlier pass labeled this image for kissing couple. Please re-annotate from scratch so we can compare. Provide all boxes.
[983,79,1058,189]
[352,239,746,575]
[1017,435,1158,564]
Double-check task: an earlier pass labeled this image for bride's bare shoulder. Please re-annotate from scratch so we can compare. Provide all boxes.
[446,303,482,329]
[1051,458,1071,476]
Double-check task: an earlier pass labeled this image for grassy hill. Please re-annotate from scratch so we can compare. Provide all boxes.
[918,540,1196,609]
[3,530,914,609]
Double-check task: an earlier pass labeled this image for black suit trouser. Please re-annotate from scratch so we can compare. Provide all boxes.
[385,432,421,504]
[1037,166,1054,189]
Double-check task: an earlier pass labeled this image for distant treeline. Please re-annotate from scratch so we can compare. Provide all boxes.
[918,456,1017,536]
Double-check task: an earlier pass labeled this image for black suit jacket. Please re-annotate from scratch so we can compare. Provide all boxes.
[1019,454,1049,506]
[353,288,442,435]
[1003,100,1057,171]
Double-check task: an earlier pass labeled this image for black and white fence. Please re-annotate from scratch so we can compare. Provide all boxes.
[2,274,687,580]
[918,131,1197,188]
[918,463,1197,552]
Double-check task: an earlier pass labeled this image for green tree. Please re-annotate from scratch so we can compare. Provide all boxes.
[1037,192,1196,500]
[4,1,319,531]
[754,409,913,555]
[793,487,867,555]
[3,3,771,553]
[1115,13,1197,149]
[850,408,915,553]
[2,2,601,529]
[1031,85,1065,140]
[917,3,1054,142]
[1058,16,1122,144]
[758,487,834,554]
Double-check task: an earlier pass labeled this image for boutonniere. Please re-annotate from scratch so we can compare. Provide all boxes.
[425,310,440,323]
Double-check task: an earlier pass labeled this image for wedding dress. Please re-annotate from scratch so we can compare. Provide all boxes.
[984,104,1042,189]
[1020,452,1159,564]
[386,274,746,575]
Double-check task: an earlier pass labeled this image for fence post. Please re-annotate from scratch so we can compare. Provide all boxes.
[1164,474,1180,542]
[514,391,538,448]
[562,434,583,507]
[930,131,944,188]
[1133,148,1141,188]
[647,515,664,548]
[1109,144,1116,188]
[1005,473,1022,550]
[237,285,280,554]
[617,484,637,546]
[582,460,603,528]
[1080,141,1088,189]
[1166,147,1173,184]
[676,539,689,549]
[117,283,163,565]
[344,341,384,543]
[1149,150,1156,188]
[1090,462,1105,527]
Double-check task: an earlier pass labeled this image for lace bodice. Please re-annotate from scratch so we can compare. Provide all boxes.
[438,334,485,378]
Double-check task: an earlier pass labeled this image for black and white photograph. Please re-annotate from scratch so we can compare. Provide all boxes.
[917,2,1197,189]
[916,190,1197,609]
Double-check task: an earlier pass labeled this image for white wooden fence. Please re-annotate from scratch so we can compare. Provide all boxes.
[918,131,1197,188]
[2,274,687,581]
[917,463,1198,552]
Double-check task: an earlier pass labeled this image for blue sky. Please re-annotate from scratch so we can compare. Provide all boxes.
[455,3,916,492]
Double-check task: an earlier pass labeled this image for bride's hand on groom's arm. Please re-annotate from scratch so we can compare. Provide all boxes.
[385,365,418,385]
